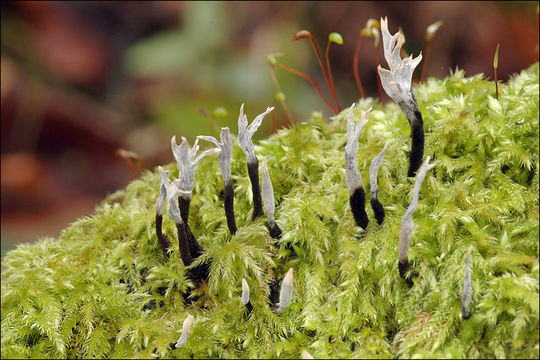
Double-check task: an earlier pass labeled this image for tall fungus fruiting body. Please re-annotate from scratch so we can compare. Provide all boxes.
[369,140,390,225]
[155,167,173,257]
[377,17,424,177]
[398,157,435,287]
[170,136,220,283]
[238,104,275,221]
[198,128,238,235]
[345,105,370,230]
[461,247,473,319]
[261,158,282,239]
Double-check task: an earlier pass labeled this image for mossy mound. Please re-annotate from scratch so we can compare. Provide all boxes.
[2,64,539,359]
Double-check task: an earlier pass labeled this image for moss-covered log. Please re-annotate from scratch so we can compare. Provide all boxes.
[1,64,539,359]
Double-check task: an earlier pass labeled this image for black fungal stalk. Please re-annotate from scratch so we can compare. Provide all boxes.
[176,215,209,284]
[198,128,237,235]
[370,198,385,226]
[377,17,425,177]
[175,219,193,269]
[398,157,434,287]
[369,140,390,225]
[177,194,204,261]
[238,104,274,221]
[350,188,369,229]
[407,109,425,177]
[345,104,370,230]
[268,276,281,308]
[398,259,414,288]
[247,161,264,220]
[224,182,237,234]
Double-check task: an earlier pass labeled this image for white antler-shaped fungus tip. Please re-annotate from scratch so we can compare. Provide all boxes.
[197,127,232,183]
[238,104,274,164]
[171,135,220,193]
[377,17,422,113]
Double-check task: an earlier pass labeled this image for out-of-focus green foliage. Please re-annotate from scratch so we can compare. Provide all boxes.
[2,63,539,359]
[123,2,322,142]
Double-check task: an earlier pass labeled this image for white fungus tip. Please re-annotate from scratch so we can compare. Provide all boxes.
[345,105,369,194]
[277,268,294,313]
[241,278,250,305]
[238,104,273,163]
[378,17,422,110]
[183,315,194,331]
[174,315,194,349]
[283,268,293,286]
[302,349,314,359]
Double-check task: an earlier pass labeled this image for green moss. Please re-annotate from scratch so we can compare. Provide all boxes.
[2,63,539,359]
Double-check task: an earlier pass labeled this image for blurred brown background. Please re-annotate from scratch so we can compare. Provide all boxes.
[1,1,538,257]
